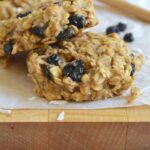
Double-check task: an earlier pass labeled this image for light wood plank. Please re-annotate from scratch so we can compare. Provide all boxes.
[0,110,49,122]
[100,0,150,22]
[0,106,150,122]
[49,109,128,122]
[127,106,150,122]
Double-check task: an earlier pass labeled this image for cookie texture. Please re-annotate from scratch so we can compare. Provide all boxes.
[0,0,30,20]
[0,0,33,20]
[0,1,16,20]
[0,0,98,57]
[27,33,143,101]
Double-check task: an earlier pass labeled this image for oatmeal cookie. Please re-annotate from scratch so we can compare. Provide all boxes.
[0,0,98,57]
[27,33,143,101]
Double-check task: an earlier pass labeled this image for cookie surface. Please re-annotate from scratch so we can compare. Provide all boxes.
[0,0,98,57]
[0,0,31,20]
[27,33,143,101]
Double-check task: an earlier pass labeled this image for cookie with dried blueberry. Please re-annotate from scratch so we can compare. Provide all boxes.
[27,32,143,102]
[0,0,98,57]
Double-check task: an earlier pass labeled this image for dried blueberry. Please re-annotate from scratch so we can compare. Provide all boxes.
[73,59,83,67]
[51,43,60,49]
[30,26,45,37]
[106,26,119,35]
[17,11,32,18]
[44,67,51,80]
[130,53,134,58]
[47,54,60,66]
[117,22,127,32]
[69,14,86,29]
[57,28,75,42]
[69,72,82,82]
[74,66,84,76]
[54,1,61,6]
[63,59,84,82]
[124,33,134,42]
[4,42,13,55]
[130,63,135,76]
[63,64,74,76]
[72,60,84,74]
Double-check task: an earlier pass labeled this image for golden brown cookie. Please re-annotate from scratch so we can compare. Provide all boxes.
[27,33,143,101]
[0,0,98,57]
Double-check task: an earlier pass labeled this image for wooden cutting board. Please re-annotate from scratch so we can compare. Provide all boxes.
[0,106,150,122]
[1,106,150,150]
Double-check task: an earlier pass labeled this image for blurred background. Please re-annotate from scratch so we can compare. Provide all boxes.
[129,0,150,10]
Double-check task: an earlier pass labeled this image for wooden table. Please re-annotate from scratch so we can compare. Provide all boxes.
[0,106,150,122]
[1,106,150,150]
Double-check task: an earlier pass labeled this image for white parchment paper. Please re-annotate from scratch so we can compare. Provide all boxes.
[0,0,150,109]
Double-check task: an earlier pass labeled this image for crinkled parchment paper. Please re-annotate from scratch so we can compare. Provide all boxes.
[0,0,150,109]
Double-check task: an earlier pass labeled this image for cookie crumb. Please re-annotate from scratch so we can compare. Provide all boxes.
[57,112,65,121]
[49,101,68,105]
[28,96,37,101]
[126,87,140,103]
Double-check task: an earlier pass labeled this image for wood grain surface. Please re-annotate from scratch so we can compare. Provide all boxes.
[0,106,150,122]
[0,107,150,150]
[0,123,150,150]
[100,0,150,22]
[0,123,49,150]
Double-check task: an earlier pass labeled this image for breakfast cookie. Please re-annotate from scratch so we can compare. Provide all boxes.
[0,0,98,57]
[27,33,143,101]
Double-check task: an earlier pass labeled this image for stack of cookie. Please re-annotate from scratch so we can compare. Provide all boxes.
[0,0,143,102]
